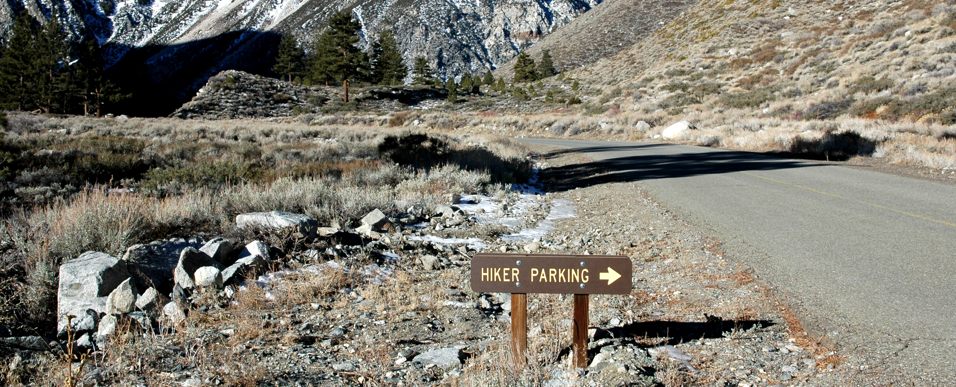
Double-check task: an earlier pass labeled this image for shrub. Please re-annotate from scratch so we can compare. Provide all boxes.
[141,160,263,196]
[849,76,895,94]
[849,97,895,118]
[660,93,701,110]
[378,133,451,170]
[801,99,854,120]
[787,131,880,161]
[718,88,777,109]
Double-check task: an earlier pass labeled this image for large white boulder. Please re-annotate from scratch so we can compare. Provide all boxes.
[661,120,694,140]
[236,211,317,238]
[57,252,130,334]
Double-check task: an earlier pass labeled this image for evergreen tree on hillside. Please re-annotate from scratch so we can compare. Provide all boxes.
[0,14,73,113]
[460,75,473,95]
[273,34,305,83]
[494,77,506,93]
[469,74,481,94]
[0,14,41,110]
[513,51,538,83]
[73,37,120,116]
[35,16,70,113]
[412,56,435,86]
[310,11,370,85]
[370,30,407,85]
[445,78,458,102]
[537,49,556,78]
[482,71,494,85]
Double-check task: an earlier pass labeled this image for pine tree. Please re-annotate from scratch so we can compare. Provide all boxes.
[513,51,538,83]
[412,56,435,86]
[494,77,506,93]
[35,16,70,113]
[537,49,556,78]
[482,71,494,85]
[73,37,119,116]
[370,30,407,85]
[273,34,305,83]
[310,11,370,85]
[469,74,481,94]
[445,78,458,102]
[0,14,41,111]
[460,75,473,95]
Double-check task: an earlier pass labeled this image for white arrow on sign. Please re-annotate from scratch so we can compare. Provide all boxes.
[599,267,621,285]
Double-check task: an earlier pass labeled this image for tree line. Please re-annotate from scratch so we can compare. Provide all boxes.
[0,14,120,116]
[272,11,409,87]
[272,11,561,94]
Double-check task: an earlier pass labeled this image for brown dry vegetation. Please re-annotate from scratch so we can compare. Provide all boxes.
[0,113,531,336]
[493,0,956,174]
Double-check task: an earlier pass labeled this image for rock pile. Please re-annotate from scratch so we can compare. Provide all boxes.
[171,70,331,119]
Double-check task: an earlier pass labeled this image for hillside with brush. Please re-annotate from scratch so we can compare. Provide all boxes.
[513,0,955,173]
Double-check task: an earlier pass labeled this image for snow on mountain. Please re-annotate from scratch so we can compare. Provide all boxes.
[0,0,601,78]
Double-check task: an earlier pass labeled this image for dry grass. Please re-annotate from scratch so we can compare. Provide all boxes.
[0,113,531,335]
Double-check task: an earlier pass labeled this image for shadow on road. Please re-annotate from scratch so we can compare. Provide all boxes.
[540,145,819,191]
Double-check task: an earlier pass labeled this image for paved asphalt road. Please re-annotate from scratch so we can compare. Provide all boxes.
[522,138,956,381]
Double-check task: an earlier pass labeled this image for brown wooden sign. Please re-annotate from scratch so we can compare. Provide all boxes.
[471,254,632,294]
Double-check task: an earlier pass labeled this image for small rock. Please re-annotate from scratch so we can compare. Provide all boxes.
[74,333,93,349]
[135,287,160,311]
[163,302,186,325]
[193,266,223,289]
[412,347,463,371]
[106,278,137,315]
[237,241,270,262]
[360,209,391,231]
[419,255,440,270]
[434,205,463,219]
[96,314,118,341]
[222,242,269,284]
[174,248,221,290]
[635,121,651,131]
[317,226,340,237]
[523,242,540,253]
[199,238,237,265]
[70,310,99,333]
[127,311,152,330]
[332,362,356,372]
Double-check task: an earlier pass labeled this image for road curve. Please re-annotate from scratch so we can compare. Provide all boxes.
[522,138,956,382]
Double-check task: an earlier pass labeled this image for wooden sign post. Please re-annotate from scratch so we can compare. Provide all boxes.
[471,253,633,369]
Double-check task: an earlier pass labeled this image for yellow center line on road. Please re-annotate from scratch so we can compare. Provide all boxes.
[742,172,956,230]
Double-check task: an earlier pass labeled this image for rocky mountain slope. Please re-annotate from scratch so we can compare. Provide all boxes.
[573,0,955,124]
[1,0,605,115]
[496,0,698,76]
[1,0,599,78]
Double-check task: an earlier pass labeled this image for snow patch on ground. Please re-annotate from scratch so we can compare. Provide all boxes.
[501,199,576,243]
[406,235,488,251]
